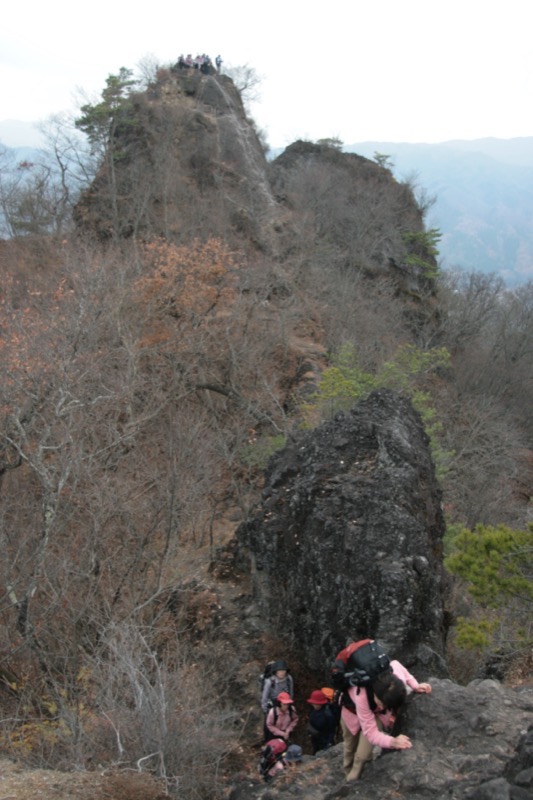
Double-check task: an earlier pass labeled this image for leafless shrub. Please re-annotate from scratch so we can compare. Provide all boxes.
[90,621,241,798]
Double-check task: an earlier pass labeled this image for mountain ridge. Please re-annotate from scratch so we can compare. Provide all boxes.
[3,117,533,286]
[1,71,532,800]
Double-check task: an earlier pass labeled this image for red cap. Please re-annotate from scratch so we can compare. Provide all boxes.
[307,689,328,705]
[276,692,293,705]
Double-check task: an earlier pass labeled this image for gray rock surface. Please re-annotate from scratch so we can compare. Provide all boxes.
[268,140,435,292]
[235,388,448,675]
[228,678,533,800]
[74,71,280,250]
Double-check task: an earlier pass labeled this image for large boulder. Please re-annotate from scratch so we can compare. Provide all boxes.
[235,388,448,674]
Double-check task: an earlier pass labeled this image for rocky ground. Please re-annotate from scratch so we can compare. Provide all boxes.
[227,677,533,800]
[0,518,531,800]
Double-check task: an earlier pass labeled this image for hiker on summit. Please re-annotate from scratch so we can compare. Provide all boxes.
[341,661,432,781]
[265,692,299,742]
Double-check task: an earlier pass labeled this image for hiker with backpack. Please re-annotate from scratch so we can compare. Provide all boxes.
[259,739,303,782]
[265,692,299,742]
[260,659,294,713]
[332,639,432,781]
[306,689,338,754]
[259,738,287,782]
[320,686,342,737]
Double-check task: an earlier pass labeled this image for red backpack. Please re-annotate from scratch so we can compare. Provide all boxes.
[259,738,287,781]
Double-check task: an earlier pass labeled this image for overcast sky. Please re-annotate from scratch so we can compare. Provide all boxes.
[2,0,532,149]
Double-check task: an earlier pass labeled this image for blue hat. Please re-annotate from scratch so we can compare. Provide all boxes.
[285,744,302,762]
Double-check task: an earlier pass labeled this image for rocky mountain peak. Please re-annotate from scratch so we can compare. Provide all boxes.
[74,70,438,299]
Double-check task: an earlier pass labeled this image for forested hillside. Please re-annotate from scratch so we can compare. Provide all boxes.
[0,63,531,799]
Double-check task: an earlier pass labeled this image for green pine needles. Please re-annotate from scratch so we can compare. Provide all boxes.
[303,342,452,479]
[402,228,442,280]
[445,523,533,607]
[444,522,533,652]
[75,67,139,156]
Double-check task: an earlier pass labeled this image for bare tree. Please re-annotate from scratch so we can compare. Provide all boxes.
[223,63,263,110]
[0,114,92,238]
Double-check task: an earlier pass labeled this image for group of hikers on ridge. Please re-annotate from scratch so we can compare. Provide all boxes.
[258,640,432,783]
[173,53,222,75]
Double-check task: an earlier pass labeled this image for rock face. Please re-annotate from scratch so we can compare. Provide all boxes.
[235,388,448,674]
[268,140,437,295]
[74,71,281,251]
[74,72,439,299]
[228,678,533,800]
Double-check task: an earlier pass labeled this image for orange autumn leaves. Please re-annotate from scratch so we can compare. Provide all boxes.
[135,238,240,340]
[0,272,70,402]
[0,237,241,409]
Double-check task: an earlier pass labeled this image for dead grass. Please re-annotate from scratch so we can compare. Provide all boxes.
[0,759,167,800]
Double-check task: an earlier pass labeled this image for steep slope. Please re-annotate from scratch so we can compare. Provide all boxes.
[74,70,281,251]
[73,71,438,301]
[269,140,434,295]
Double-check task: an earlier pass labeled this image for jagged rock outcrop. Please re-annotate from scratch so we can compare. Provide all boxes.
[235,388,448,675]
[269,140,437,296]
[74,71,281,251]
[74,71,439,301]
[228,678,533,800]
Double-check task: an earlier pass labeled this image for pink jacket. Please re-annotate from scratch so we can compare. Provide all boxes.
[266,706,299,739]
[341,660,421,748]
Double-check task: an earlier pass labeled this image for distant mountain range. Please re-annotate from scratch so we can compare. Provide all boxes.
[2,120,532,287]
[344,138,533,287]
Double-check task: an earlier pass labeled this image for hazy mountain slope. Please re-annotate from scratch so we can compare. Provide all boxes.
[345,138,533,286]
[0,119,44,148]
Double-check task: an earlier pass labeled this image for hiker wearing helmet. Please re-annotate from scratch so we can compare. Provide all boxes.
[306,689,337,754]
[261,659,294,713]
[341,661,432,781]
[265,692,299,742]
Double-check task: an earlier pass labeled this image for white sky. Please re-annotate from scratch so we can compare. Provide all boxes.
[1,0,532,149]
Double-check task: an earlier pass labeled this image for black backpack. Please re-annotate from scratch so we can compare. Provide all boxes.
[330,639,392,711]
[258,661,276,695]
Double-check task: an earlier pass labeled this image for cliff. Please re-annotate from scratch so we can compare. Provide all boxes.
[74,69,282,251]
[234,388,448,675]
[74,70,438,298]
